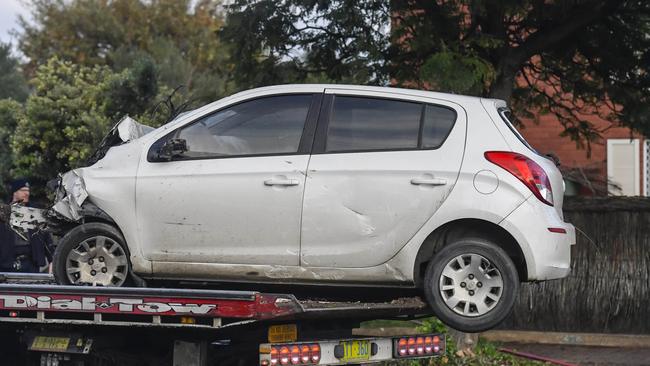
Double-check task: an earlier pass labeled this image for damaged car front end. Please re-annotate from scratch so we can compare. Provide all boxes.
[0,116,154,285]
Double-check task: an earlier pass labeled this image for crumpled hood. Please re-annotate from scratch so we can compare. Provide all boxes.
[117,116,155,142]
[87,115,154,166]
[51,170,89,221]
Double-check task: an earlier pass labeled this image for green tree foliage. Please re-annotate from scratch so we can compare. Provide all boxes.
[18,0,229,104]
[11,57,161,181]
[0,43,29,102]
[223,0,650,147]
[0,99,24,197]
[223,0,389,89]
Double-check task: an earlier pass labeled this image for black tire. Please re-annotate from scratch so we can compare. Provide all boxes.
[423,238,519,333]
[53,222,131,287]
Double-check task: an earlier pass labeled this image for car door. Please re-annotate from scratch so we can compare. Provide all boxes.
[300,88,466,268]
[136,93,322,266]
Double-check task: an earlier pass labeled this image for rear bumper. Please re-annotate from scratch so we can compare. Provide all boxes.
[499,196,576,281]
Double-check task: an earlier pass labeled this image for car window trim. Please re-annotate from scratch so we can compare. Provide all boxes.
[311,94,458,154]
[146,93,324,162]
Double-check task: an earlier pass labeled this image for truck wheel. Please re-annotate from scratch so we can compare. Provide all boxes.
[53,222,131,287]
[423,238,519,333]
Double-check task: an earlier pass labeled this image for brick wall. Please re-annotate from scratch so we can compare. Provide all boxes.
[518,113,645,195]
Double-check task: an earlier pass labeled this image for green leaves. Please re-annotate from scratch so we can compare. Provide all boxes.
[420,51,495,95]
[0,44,29,102]
[10,57,161,182]
[222,0,390,89]
[19,0,229,105]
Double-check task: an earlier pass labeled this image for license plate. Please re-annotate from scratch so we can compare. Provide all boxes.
[339,340,371,362]
[31,336,70,352]
[268,324,298,343]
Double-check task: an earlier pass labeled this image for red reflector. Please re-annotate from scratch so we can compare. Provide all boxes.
[548,227,567,234]
[261,361,270,366]
[8,311,18,317]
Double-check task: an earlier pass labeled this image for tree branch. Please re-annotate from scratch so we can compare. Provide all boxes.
[515,0,621,62]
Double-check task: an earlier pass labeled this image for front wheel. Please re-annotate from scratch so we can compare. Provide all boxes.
[53,222,131,286]
[423,238,519,333]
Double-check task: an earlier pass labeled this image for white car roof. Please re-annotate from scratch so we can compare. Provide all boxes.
[230,83,505,107]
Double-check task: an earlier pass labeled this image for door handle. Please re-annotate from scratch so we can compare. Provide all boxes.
[410,177,447,186]
[264,178,300,186]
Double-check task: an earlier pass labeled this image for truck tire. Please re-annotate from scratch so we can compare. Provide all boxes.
[423,238,519,333]
[53,222,131,287]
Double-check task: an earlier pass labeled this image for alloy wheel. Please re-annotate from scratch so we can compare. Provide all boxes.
[438,253,504,317]
[65,235,128,286]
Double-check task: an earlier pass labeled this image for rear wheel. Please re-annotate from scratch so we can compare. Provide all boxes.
[423,238,519,332]
[53,222,131,286]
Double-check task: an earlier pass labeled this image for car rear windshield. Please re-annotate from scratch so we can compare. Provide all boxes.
[498,108,538,154]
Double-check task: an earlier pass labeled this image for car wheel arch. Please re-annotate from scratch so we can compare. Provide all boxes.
[413,218,527,287]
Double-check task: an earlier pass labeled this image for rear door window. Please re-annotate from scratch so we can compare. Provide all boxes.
[325,95,457,152]
[326,96,422,152]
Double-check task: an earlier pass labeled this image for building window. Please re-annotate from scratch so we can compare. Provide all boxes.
[607,139,640,196]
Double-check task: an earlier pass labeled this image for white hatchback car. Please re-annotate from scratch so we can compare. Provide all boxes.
[46,84,575,332]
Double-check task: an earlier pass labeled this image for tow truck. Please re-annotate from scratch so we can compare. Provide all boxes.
[0,272,445,365]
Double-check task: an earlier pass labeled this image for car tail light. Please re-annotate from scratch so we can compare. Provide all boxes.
[267,344,320,365]
[485,151,554,206]
[393,335,444,359]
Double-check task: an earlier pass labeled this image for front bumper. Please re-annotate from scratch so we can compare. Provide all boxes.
[499,196,576,281]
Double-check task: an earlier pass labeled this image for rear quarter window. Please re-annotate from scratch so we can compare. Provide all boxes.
[421,105,457,149]
[498,108,538,154]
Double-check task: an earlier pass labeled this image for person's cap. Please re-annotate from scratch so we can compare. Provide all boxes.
[10,178,30,193]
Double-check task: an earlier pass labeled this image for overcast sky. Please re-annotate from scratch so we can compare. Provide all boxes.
[0,0,29,47]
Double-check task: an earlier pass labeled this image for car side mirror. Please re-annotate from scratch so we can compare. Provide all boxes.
[156,138,188,161]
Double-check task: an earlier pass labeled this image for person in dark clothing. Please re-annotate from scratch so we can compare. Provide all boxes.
[0,179,54,272]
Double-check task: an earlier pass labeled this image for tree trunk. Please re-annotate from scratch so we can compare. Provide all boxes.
[488,67,517,102]
[448,328,479,356]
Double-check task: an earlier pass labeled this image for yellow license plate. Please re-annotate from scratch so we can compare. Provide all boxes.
[31,336,70,352]
[268,324,298,343]
[339,340,371,362]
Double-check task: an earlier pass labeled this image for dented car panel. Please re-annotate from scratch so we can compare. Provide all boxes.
[300,89,467,268]
[52,170,89,221]
[78,140,150,273]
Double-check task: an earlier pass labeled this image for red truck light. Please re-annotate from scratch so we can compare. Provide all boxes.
[394,335,444,359]
[268,343,320,365]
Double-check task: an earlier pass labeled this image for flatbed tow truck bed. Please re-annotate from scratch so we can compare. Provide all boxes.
[0,273,445,366]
